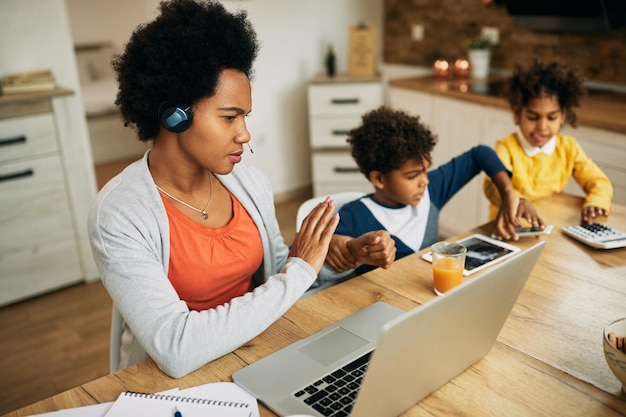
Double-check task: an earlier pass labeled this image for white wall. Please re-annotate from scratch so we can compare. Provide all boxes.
[66,0,155,51]
[1,0,84,94]
[224,0,383,197]
[65,0,383,198]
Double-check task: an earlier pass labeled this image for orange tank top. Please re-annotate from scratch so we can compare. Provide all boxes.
[161,193,263,311]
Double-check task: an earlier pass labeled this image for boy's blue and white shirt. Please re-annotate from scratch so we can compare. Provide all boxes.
[321,145,509,278]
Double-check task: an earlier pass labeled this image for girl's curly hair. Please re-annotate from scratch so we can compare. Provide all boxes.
[113,0,259,141]
[503,57,587,127]
[347,106,437,178]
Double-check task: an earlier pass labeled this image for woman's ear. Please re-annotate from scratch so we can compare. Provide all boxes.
[369,170,385,190]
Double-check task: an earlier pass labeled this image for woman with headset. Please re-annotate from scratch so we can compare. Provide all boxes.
[88,0,342,378]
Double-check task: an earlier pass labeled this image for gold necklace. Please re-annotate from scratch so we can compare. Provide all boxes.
[155,173,214,219]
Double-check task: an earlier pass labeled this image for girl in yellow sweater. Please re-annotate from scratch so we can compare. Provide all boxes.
[484,58,613,226]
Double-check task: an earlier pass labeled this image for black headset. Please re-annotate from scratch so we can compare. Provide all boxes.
[158,102,193,133]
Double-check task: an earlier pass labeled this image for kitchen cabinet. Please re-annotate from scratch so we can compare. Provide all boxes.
[0,89,98,306]
[561,124,626,206]
[389,87,513,237]
[307,74,383,197]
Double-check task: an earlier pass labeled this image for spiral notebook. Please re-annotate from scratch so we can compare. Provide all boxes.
[103,391,252,417]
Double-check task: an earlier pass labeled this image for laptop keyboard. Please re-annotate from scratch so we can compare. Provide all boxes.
[292,350,372,417]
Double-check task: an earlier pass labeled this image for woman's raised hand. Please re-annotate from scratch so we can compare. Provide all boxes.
[289,197,340,272]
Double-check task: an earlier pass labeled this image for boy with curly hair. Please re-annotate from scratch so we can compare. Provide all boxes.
[319,106,527,279]
[483,58,613,225]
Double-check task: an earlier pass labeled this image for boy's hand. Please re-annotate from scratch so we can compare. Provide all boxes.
[492,189,521,240]
[516,199,546,229]
[493,198,547,240]
[509,199,547,240]
[347,231,396,269]
[327,231,396,272]
[326,235,358,272]
[582,206,609,224]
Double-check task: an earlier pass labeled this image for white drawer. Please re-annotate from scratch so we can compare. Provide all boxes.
[0,113,59,163]
[309,115,362,149]
[0,154,82,305]
[0,154,76,248]
[312,152,362,182]
[0,234,83,306]
[308,83,383,116]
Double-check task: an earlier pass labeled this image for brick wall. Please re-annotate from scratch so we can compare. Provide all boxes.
[384,0,626,84]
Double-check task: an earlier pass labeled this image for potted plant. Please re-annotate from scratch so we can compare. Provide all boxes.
[467,35,493,79]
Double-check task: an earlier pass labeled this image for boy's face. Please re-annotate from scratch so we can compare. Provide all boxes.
[515,95,566,148]
[373,157,430,207]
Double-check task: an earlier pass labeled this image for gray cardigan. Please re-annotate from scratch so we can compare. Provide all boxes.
[88,152,316,378]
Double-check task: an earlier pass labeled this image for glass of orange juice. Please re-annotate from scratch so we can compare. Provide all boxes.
[431,241,466,296]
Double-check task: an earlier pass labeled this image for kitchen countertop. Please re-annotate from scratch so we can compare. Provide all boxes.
[389,76,626,135]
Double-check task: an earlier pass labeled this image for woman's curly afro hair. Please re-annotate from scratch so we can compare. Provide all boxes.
[503,57,587,128]
[347,106,437,179]
[113,0,259,141]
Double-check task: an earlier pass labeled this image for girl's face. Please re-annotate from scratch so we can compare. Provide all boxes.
[177,69,252,175]
[372,157,430,207]
[515,95,566,148]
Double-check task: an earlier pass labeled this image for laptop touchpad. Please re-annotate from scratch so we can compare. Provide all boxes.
[297,327,368,366]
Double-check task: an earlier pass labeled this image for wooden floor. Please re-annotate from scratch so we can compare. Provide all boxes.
[0,157,310,414]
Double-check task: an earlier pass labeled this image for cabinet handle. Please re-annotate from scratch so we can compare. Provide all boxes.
[0,169,34,182]
[334,167,360,173]
[331,130,350,136]
[331,98,360,105]
[0,135,27,147]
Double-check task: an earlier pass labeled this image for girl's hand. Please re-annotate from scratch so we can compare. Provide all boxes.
[582,206,609,224]
[289,197,340,272]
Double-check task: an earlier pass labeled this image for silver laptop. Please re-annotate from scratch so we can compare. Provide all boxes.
[233,241,545,417]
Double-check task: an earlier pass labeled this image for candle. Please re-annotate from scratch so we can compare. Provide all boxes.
[454,59,470,78]
[433,60,449,79]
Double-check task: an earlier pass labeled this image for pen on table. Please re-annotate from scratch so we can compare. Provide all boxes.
[173,406,183,417]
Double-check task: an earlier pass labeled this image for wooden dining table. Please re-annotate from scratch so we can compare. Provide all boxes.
[7,193,626,416]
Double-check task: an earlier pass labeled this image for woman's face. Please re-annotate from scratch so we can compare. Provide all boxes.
[178,69,252,175]
[515,95,566,148]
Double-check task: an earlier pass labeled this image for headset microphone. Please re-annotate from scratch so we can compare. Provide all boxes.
[247,142,254,153]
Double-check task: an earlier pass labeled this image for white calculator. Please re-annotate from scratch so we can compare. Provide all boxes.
[562,223,626,249]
